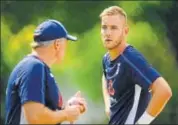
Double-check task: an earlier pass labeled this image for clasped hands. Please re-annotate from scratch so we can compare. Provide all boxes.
[63,91,87,124]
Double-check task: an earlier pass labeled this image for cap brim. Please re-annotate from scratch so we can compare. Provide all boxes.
[66,34,77,41]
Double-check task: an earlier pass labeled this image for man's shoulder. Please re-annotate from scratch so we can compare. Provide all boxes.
[122,45,150,69]
[103,52,109,58]
[8,55,46,84]
[24,55,45,67]
[14,55,46,74]
[102,52,109,63]
[123,45,146,61]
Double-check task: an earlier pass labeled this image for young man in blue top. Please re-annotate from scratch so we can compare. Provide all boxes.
[5,19,87,124]
[100,6,172,124]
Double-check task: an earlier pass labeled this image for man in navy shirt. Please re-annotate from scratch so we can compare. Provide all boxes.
[100,6,172,124]
[5,19,86,124]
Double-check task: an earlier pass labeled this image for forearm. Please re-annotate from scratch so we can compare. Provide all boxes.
[146,89,171,117]
[147,77,172,117]
[104,93,110,118]
[136,77,172,124]
[136,90,171,124]
[102,74,110,118]
[103,86,110,112]
[24,102,67,124]
[36,107,67,124]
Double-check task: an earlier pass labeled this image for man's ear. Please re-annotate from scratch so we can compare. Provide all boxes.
[54,40,60,50]
[124,25,129,36]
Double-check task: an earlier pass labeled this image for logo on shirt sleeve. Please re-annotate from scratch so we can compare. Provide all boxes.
[58,92,63,108]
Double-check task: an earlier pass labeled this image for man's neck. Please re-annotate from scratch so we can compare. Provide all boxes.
[31,49,55,67]
[108,42,128,61]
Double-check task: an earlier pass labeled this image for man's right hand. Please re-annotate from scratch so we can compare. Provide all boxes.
[67,91,87,114]
[64,105,81,123]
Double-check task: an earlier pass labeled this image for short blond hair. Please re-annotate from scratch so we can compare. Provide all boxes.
[99,6,127,23]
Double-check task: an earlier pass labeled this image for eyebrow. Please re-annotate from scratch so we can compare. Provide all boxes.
[101,24,119,28]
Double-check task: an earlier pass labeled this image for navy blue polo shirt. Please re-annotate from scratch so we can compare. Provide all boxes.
[5,55,63,124]
[102,45,160,124]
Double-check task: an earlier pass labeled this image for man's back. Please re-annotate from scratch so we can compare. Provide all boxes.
[102,45,160,124]
[5,55,62,124]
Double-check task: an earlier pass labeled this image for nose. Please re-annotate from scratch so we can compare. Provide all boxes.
[105,29,111,37]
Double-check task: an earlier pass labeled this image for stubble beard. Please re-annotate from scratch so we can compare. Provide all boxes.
[109,29,125,50]
[107,38,122,50]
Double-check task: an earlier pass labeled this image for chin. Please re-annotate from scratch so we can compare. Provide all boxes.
[105,45,115,50]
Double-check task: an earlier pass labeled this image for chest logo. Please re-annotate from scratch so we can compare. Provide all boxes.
[108,80,115,96]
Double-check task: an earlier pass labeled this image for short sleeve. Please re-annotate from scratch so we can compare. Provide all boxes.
[124,51,161,90]
[19,63,45,105]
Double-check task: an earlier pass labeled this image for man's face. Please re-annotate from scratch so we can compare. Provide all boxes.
[101,15,128,50]
[54,38,67,63]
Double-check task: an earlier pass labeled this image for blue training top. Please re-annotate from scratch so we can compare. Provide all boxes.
[5,55,63,124]
[102,45,160,124]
